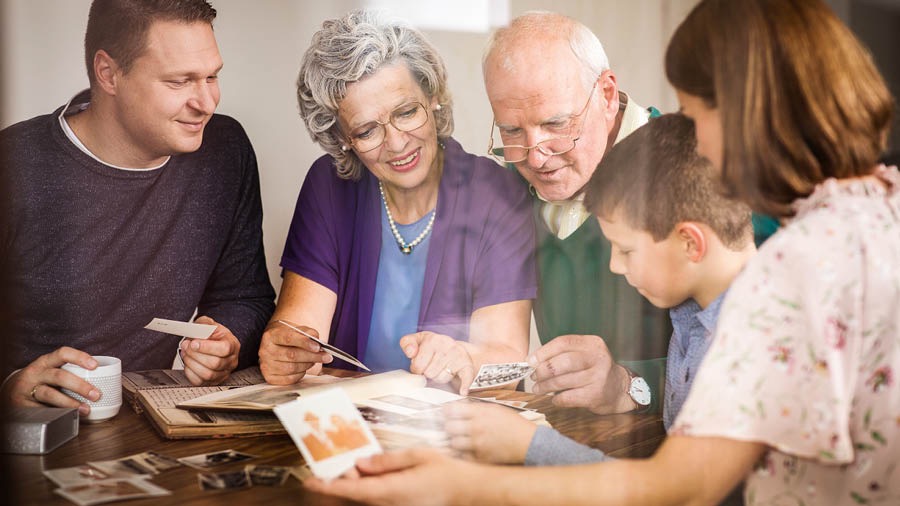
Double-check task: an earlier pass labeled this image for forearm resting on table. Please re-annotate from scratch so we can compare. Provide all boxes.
[473,435,763,506]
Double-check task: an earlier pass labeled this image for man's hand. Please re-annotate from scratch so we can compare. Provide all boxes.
[529,334,637,414]
[258,321,333,385]
[0,347,100,416]
[180,316,241,386]
[401,332,476,395]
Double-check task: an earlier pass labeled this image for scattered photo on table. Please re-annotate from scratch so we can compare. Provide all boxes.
[274,388,381,480]
[370,394,440,412]
[177,449,256,470]
[288,464,312,483]
[197,469,251,491]
[245,465,290,486]
[463,396,531,411]
[89,451,181,477]
[43,465,114,487]
[55,477,170,506]
[469,362,534,391]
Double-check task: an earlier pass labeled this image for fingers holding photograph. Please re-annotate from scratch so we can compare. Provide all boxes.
[274,388,382,480]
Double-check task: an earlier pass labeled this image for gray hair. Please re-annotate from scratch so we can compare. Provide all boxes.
[483,11,610,90]
[297,9,454,180]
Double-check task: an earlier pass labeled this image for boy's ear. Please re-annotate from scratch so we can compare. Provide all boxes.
[676,222,707,263]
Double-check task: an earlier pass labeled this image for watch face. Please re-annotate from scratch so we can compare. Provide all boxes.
[629,376,652,406]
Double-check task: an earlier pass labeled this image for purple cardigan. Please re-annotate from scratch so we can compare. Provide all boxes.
[281,138,537,369]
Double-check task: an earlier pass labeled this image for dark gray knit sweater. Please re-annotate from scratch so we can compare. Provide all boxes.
[1,92,275,377]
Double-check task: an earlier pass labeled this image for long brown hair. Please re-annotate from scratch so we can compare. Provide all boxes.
[666,0,894,217]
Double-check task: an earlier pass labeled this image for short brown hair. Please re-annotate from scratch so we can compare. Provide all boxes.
[584,114,752,250]
[665,0,894,218]
[84,0,217,86]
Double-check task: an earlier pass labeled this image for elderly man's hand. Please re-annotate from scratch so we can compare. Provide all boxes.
[528,334,637,414]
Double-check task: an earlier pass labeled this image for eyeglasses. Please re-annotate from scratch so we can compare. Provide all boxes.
[344,102,430,153]
[487,79,598,164]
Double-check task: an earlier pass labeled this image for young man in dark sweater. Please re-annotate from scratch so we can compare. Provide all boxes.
[0,0,274,417]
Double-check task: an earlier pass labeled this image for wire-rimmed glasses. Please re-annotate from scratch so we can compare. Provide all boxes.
[487,80,598,164]
[344,101,430,153]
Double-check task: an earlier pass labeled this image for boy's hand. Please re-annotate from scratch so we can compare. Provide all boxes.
[443,402,537,464]
[528,334,637,414]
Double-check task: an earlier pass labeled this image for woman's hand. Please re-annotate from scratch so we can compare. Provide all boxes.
[259,322,333,385]
[400,331,476,394]
[305,449,478,506]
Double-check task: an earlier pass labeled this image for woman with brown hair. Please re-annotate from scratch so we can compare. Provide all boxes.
[305,1,898,504]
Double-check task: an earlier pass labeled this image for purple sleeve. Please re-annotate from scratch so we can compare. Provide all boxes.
[471,165,537,310]
[280,156,340,294]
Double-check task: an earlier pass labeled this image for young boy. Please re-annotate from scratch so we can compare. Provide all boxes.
[443,113,756,465]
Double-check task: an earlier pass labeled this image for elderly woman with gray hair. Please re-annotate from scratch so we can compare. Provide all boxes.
[258,10,536,393]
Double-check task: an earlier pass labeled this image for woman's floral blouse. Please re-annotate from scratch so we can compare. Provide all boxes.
[674,166,900,505]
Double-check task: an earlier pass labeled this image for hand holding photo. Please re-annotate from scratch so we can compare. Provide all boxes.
[275,319,371,371]
[274,388,381,480]
[469,362,534,391]
[144,318,216,339]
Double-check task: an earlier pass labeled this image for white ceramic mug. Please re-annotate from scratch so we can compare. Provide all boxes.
[61,356,122,423]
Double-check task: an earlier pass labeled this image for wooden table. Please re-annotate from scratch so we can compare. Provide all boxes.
[6,381,663,505]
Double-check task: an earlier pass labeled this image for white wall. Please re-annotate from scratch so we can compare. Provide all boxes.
[1,0,698,296]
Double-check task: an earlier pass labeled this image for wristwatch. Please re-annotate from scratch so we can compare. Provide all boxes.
[624,368,651,407]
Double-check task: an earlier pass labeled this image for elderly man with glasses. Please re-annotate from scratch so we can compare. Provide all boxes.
[483,11,669,422]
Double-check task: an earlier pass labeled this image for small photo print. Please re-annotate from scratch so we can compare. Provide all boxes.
[89,451,182,477]
[245,465,290,487]
[288,464,312,483]
[177,449,256,470]
[55,478,170,506]
[469,362,534,391]
[371,394,439,412]
[43,465,112,487]
[274,388,381,480]
[197,470,251,491]
[462,396,530,411]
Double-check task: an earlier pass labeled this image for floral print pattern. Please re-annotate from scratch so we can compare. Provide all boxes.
[674,166,900,505]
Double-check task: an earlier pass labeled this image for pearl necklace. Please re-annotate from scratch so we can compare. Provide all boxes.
[378,180,436,255]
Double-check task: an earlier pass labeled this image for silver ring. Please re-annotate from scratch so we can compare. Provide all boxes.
[30,384,39,400]
[444,367,454,376]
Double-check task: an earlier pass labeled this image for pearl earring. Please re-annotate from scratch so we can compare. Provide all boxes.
[340,145,349,152]
[434,104,442,111]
